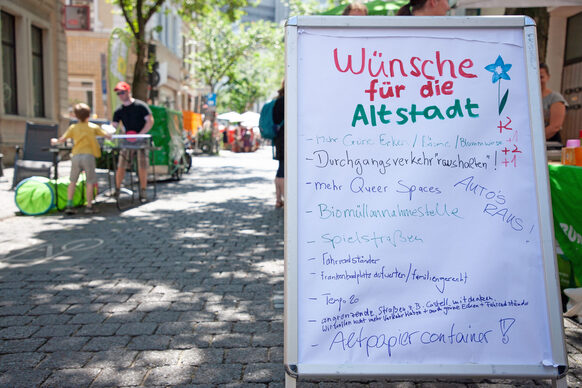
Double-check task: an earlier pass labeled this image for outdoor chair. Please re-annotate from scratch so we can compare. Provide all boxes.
[11,122,58,189]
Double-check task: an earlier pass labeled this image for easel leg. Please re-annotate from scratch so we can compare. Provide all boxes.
[552,376,567,388]
[285,373,296,388]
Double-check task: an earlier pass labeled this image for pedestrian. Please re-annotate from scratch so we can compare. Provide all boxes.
[51,103,112,214]
[397,0,449,16]
[343,2,368,15]
[111,81,154,203]
[540,63,567,142]
[273,82,285,208]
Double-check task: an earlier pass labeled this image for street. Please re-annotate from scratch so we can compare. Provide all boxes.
[1,146,582,387]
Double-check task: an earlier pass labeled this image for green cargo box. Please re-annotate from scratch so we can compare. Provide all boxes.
[148,105,186,178]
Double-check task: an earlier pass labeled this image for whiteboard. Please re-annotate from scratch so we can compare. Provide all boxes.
[284,16,567,379]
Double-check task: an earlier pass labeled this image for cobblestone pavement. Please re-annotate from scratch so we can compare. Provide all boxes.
[1,147,582,387]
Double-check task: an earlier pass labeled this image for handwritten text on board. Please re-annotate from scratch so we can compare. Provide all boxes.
[296,28,552,365]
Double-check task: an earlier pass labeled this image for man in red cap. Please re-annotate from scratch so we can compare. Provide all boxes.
[112,81,154,203]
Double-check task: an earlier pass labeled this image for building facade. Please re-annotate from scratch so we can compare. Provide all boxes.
[64,0,197,120]
[0,0,69,164]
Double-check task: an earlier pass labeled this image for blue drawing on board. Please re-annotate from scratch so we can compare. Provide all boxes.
[485,55,512,115]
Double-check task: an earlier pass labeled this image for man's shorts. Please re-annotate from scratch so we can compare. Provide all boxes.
[118,149,148,169]
[70,154,97,184]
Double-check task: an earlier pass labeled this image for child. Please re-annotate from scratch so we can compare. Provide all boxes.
[51,103,112,214]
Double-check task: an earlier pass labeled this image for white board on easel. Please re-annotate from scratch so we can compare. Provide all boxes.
[284,15,567,383]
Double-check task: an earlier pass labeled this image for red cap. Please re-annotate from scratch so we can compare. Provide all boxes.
[114,81,131,92]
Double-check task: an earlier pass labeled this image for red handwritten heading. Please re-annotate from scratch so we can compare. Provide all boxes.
[333,48,477,81]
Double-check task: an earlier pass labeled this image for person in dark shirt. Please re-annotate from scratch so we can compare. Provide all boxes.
[273,82,285,208]
[111,82,154,203]
[540,63,567,142]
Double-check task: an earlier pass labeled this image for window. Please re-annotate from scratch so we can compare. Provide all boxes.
[2,11,17,114]
[564,12,582,65]
[31,25,45,117]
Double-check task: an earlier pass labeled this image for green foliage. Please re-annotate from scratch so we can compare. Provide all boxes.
[286,0,326,16]
[108,0,250,100]
[191,11,284,111]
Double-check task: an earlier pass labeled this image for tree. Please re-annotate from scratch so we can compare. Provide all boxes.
[110,0,249,101]
[218,45,284,112]
[286,0,325,16]
[190,12,281,98]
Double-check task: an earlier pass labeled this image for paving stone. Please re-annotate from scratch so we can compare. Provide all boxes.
[0,315,34,327]
[28,304,70,315]
[225,347,268,363]
[39,336,90,352]
[93,293,132,303]
[83,335,132,351]
[66,303,105,314]
[180,348,224,365]
[30,314,73,326]
[133,349,181,366]
[0,324,40,339]
[191,364,243,384]
[116,322,158,336]
[85,349,138,368]
[36,351,93,369]
[233,321,270,334]
[268,346,284,363]
[143,310,182,323]
[252,332,283,347]
[127,335,171,350]
[69,312,106,324]
[0,337,46,353]
[143,365,194,386]
[170,333,213,349]
[76,322,120,336]
[243,363,285,383]
[156,321,194,335]
[179,311,216,322]
[0,368,51,387]
[33,324,81,337]
[91,367,148,387]
[211,333,252,348]
[0,351,45,371]
[194,321,232,334]
[104,311,146,322]
[0,304,33,316]
[40,368,101,388]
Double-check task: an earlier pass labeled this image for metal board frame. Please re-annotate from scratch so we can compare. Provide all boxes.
[284,15,567,381]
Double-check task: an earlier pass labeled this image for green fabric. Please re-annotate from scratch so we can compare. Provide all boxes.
[14,175,88,215]
[14,177,54,215]
[52,175,87,211]
[548,164,582,288]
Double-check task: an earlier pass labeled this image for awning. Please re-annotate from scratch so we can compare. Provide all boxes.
[216,111,242,123]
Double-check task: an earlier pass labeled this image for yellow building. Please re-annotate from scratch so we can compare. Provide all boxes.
[64,0,198,120]
[0,0,69,164]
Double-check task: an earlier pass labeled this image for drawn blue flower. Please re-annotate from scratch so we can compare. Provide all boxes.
[485,55,512,83]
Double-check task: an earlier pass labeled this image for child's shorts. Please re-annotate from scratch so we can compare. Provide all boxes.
[70,154,97,184]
